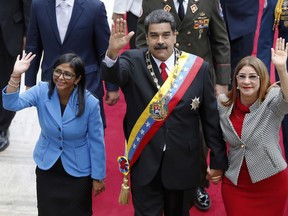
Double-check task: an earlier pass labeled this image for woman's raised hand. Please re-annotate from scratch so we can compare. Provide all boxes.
[271,37,288,71]
[12,51,36,77]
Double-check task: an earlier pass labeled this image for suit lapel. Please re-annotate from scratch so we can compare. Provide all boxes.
[44,88,79,128]
[45,92,62,128]
[148,53,165,87]
[225,102,257,144]
[162,0,177,13]
[161,0,182,25]
[187,0,200,15]
[179,0,199,25]
[47,0,62,45]
[225,104,243,142]
[241,101,260,142]
[64,0,84,42]
[62,91,79,124]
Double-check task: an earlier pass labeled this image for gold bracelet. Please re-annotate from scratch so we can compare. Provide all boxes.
[10,77,21,84]
[8,81,19,88]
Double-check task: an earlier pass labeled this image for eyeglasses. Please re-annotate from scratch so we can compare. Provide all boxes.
[53,68,76,80]
[236,74,260,82]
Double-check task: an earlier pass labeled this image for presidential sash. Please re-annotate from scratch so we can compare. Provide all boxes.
[118,52,204,175]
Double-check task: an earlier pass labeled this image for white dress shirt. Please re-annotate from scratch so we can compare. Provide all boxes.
[152,52,175,76]
[173,0,188,15]
[56,0,74,42]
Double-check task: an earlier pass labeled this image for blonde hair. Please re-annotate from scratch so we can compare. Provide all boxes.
[221,56,271,107]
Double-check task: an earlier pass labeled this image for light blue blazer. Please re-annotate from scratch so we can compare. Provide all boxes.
[2,82,105,180]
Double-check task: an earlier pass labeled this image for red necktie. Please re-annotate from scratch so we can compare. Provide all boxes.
[160,63,168,81]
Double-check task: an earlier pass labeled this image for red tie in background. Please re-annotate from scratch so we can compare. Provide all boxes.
[160,62,168,81]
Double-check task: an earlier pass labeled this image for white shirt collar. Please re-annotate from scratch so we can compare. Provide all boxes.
[173,0,188,12]
[56,0,74,7]
[152,51,175,74]
[173,0,187,5]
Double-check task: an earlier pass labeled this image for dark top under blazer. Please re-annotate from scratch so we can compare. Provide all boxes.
[101,49,228,189]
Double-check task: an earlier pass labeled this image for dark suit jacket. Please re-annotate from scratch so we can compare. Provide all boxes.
[25,0,118,98]
[220,0,259,40]
[257,0,288,74]
[101,49,228,189]
[136,0,231,85]
[0,0,31,56]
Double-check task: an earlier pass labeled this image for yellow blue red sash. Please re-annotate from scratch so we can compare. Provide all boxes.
[118,52,203,175]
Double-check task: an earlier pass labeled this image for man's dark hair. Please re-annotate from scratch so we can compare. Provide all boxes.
[144,9,176,34]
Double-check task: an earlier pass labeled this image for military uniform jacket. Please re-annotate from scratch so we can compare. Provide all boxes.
[136,0,231,85]
[218,88,288,185]
[101,49,228,189]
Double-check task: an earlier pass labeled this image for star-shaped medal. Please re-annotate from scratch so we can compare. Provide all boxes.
[190,97,200,110]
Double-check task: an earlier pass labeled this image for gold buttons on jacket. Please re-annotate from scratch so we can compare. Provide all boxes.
[187,31,191,35]
[240,144,245,148]
[175,43,180,47]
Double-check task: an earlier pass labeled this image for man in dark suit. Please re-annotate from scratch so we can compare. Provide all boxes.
[136,1,231,208]
[25,0,120,127]
[220,0,259,75]
[0,0,31,151]
[101,10,228,215]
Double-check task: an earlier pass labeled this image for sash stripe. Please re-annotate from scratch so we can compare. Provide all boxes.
[125,52,203,168]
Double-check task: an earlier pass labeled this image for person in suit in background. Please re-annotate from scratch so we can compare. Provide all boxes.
[220,0,259,75]
[101,10,228,215]
[257,0,288,161]
[136,1,231,209]
[0,0,31,151]
[25,0,120,128]
[3,52,106,215]
[112,0,143,49]
[218,38,288,216]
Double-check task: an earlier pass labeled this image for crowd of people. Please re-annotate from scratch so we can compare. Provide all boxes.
[1,0,288,215]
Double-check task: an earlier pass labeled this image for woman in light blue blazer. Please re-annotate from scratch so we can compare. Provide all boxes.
[2,52,106,215]
[217,38,288,215]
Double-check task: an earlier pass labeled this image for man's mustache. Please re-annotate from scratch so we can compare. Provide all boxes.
[154,44,168,50]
